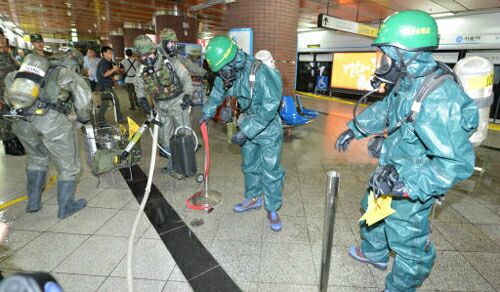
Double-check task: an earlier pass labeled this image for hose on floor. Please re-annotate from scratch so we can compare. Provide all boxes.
[127,112,159,292]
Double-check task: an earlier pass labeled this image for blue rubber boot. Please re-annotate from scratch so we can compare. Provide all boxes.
[233,196,262,213]
[348,245,388,270]
[267,211,282,232]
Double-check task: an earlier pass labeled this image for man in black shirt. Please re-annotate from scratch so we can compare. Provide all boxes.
[96,46,124,123]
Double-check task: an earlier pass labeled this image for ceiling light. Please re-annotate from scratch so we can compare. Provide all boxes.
[189,0,236,12]
[431,12,455,18]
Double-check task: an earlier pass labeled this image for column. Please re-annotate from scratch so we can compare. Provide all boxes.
[155,10,199,43]
[228,0,299,95]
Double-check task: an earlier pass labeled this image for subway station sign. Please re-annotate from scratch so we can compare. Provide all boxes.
[317,13,378,38]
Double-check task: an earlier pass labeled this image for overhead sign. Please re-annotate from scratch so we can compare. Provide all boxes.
[317,14,378,38]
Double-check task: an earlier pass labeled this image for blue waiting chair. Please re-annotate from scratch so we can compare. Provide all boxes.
[294,94,319,118]
[279,95,313,126]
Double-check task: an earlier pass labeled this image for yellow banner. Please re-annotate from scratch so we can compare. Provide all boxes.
[331,52,376,90]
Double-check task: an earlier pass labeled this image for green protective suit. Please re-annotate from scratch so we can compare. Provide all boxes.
[348,47,478,292]
[134,53,193,149]
[202,51,285,211]
[4,62,92,180]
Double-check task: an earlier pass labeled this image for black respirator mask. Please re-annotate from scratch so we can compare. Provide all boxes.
[218,59,239,90]
[162,40,178,57]
[370,51,401,93]
[141,52,157,74]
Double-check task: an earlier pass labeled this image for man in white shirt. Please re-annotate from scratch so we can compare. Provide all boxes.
[83,48,100,92]
[120,49,140,110]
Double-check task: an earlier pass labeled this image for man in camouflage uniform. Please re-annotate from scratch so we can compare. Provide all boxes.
[4,42,92,219]
[158,28,206,78]
[133,34,193,174]
[0,28,20,148]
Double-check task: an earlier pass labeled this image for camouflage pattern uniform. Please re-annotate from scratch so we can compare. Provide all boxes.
[134,35,193,152]
[0,51,19,141]
[159,28,206,78]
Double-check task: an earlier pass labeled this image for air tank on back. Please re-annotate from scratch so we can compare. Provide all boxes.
[7,53,49,109]
[454,56,494,146]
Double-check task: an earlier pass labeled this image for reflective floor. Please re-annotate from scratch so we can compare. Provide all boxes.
[0,87,499,291]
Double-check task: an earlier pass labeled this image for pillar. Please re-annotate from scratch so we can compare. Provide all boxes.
[155,11,199,43]
[228,0,299,95]
[109,30,124,63]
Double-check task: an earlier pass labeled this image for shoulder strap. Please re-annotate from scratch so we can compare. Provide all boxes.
[385,62,460,135]
[249,60,262,99]
[409,62,460,121]
[124,59,136,77]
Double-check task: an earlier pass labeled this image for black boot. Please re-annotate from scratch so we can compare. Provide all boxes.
[26,170,47,212]
[57,180,87,219]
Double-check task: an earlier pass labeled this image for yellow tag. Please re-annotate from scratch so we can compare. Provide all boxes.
[31,85,39,98]
[35,109,44,115]
[127,117,140,139]
[466,73,493,91]
[359,191,396,226]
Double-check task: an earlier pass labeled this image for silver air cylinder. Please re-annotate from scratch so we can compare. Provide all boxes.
[454,56,494,146]
[7,54,49,109]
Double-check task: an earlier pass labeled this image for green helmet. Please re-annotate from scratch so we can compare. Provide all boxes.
[30,33,44,42]
[160,28,178,42]
[205,36,238,72]
[133,35,155,55]
[373,10,438,51]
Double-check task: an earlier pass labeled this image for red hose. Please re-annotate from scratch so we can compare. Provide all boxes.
[201,122,209,177]
[185,121,212,211]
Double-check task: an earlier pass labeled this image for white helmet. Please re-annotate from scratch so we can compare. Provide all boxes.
[255,50,275,69]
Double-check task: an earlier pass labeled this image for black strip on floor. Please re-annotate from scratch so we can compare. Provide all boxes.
[120,166,241,292]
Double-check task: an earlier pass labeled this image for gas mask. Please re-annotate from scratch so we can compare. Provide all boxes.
[218,63,237,90]
[217,52,246,90]
[370,50,400,93]
[370,47,423,93]
[162,40,178,57]
[140,52,157,74]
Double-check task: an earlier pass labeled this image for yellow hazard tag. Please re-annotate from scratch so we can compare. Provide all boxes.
[127,117,140,139]
[359,191,396,226]
[31,85,39,98]
[466,73,493,91]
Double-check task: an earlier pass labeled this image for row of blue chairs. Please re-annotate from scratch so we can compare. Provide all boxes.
[279,95,319,126]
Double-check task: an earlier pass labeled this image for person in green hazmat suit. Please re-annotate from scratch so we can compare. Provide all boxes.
[4,45,91,219]
[133,34,193,175]
[201,36,285,231]
[335,10,479,292]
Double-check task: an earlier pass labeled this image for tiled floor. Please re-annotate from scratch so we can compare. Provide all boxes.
[0,87,499,291]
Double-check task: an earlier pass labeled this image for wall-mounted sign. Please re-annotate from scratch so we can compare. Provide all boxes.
[307,44,321,49]
[228,27,253,55]
[440,33,500,47]
[331,52,376,90]
[317,14,378,38]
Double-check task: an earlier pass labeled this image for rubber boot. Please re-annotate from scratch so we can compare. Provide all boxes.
[26,170,47,212]
[267,211,282,232]
[57,180,87,219]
